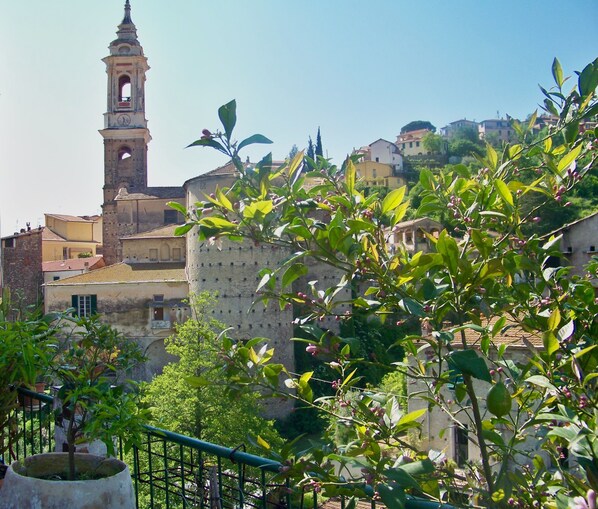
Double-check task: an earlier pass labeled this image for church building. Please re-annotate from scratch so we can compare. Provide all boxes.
[100,0,185,266]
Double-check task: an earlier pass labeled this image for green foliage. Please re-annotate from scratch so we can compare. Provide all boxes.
[0,291,60,459]
[52,315,147,480]
[182,58,598,507]
[401,120,436,134]
[421,132,444,154]
[316,127,323,158]
[142,293,282,453]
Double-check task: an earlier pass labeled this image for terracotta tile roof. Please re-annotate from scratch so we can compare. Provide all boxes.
[45,262,186,285]
[545,209,598,237]
[41,228,66,242]
[42,256,104,273]
[461,317,544,348]
[2,227,44,240]
[45,214,96,223]
[122,225,180,239]
[394,217,442,229]
[145,186,185,199]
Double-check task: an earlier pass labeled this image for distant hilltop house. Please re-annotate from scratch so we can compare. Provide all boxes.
[387,217,442,255]
[478,118,515,143]
[439,119,479,139]
[396,128,434,157]
[353,139,405,190]
[547,209,598,286]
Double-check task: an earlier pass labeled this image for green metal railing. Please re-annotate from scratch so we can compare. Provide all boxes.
[2,387,454,509]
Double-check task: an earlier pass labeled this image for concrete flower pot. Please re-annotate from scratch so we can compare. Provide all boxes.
[0,453,135,509]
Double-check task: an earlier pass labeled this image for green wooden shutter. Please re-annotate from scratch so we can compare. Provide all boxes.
[90,295,97,315]
[71,295,78,316]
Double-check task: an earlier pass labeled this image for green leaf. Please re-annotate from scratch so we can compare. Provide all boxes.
[436,231,459,275]
[495,179,513,206]
[447,349,492,382]
[218,100,237,140]
[281,263,308,288]
[377,483,406,509]
[578,58,598,97]
[256,435,270,450]
[399,458,435,476]
[243,200,273,219]
[384,468,421,490]
[547,308,561,331]
[552,57,564,88]
[174,223,194,236]
[419,168,434,191]
[345,159,356,194]
[557,144,582,174]
[238,134,273,151]
[216,187,233,212]
[486,144,498,170]
[397,408,426,426]
[381,187,406,215]
[167,201,187,215]
[525,375,557,391]
[202,217,237,230]
[543,332,559,356]
[187,138,226,152]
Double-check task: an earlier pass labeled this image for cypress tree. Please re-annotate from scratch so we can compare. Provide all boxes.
[315,127,323,157]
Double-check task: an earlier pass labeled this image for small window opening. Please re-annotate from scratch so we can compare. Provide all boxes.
[118,147,132,160]
[118,75,131,103]
[590,245,596,252]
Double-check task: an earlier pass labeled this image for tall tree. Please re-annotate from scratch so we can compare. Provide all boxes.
[315,127,323,157]
[142,293,281,451]
[288,144,299,160]
[400,120,436,134]
[306,136,315,161]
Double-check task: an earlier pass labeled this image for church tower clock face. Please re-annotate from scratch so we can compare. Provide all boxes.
[117,114,131,126]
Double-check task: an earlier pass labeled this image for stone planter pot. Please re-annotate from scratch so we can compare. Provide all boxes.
[0,453,135,509]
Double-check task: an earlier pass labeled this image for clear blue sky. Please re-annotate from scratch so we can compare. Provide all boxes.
[0,1,596,236]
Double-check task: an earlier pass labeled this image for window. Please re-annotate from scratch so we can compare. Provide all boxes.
[153,295,165,322]
[409,142,413,148]
[375,157,379,162]
[590,245,596,252]
[53,276,60,281]
[4,238,14,248]
[454,425,469,467]
[153,307,164,321]
[164,209,178,224]
[172,248,182,261]
[149,248,158,261]
[63,247,69,259]
[71,295,97,317]
[118,75,131,103]
[416,141,420,147]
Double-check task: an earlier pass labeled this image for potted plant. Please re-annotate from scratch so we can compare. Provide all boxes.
[0,314,147,509]
[0,289,58,488]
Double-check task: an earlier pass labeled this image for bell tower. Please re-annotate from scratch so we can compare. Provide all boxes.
[100,0,151,265]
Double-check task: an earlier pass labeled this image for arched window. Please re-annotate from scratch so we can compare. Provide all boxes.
[118,146,132,160]
[118,75,131,104]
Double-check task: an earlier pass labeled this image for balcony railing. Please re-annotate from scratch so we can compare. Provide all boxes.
[1,387,453,509]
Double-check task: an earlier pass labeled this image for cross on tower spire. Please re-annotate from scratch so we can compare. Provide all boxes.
[122,0,132,24]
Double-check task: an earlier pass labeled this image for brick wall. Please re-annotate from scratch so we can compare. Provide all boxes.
[1,229,43,309]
